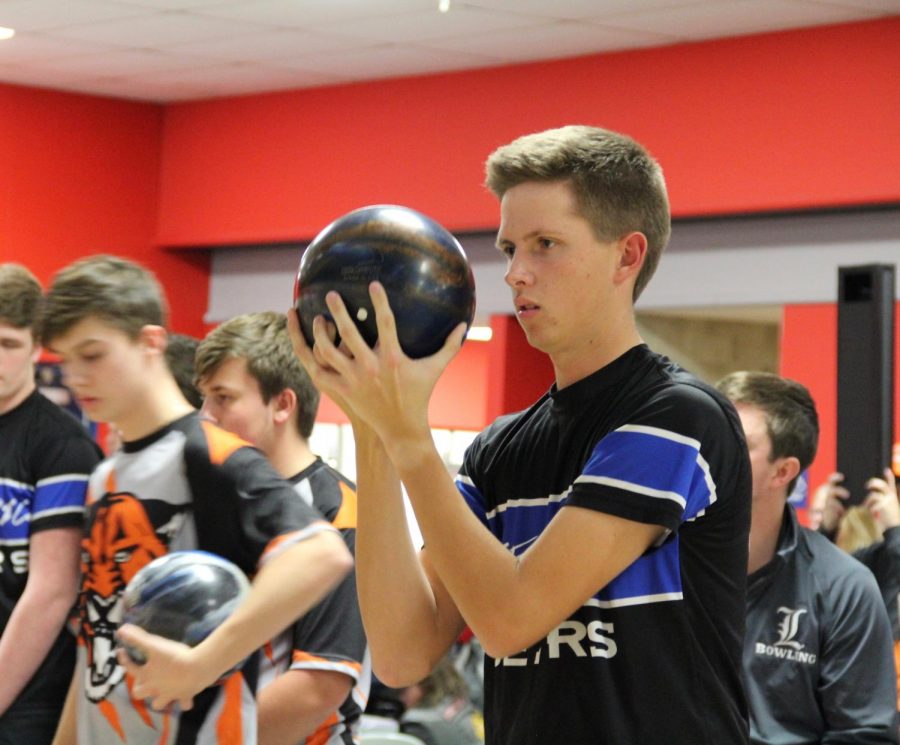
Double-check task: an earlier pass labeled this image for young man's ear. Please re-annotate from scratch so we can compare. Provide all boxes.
[771,456,802,491]
[139,325,168,355]
[614,231,647,288]
[272,388,297,425]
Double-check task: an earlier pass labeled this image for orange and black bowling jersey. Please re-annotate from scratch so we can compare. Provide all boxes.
[75,412,333,745]
[258,458,370,745]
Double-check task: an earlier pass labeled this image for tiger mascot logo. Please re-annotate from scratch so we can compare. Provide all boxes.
[79,492,183,702]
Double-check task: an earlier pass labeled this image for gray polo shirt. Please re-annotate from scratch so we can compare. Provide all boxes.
[745,505,898,744]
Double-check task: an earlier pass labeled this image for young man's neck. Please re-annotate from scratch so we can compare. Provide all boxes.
[266,428,317,480]
[116,374,195,443]
[0,378,36,416]
[748,494,788,575]
[552,315,643,390]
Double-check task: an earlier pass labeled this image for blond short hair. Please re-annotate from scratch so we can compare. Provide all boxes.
[485,125,671,300]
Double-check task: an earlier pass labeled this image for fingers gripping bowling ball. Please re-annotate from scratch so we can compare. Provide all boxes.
[293,204,477,359]
[120,550,250,666]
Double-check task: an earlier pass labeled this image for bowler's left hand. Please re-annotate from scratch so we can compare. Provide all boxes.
[116,624,213,711]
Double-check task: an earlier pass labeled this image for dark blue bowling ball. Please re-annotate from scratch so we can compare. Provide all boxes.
[293,205,476,359]
[120,551,250,664]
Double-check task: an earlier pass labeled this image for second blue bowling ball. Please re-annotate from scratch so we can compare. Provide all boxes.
[293,204,476,359]
[121,550,250,664]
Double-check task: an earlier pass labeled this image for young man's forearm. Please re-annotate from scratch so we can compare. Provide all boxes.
[119,528,352,708]
[0,528,82,716]
[195,531,352,684]
[387,435,662,659]
[257,669,350,745]
[354,426,464,686]
[383,435,532,656]
[0,588,76,714]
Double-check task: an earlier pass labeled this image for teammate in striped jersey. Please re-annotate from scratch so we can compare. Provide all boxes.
[0,264,102,745]
[197,311,369,745]
[289,125,752,744]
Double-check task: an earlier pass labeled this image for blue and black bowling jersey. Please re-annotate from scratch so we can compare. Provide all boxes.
[456,345,751,745]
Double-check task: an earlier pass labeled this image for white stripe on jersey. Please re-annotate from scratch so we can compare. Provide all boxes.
[0,477,32,493]
[33,505,86,519]
[615,424,700,450]
[508,535,539,554]
[259,522,338,566]
[292,478,315,507]
[575,475,687,509]
[290,659,362,679]
[36,473,90,488]
[482,488,572,521]
[351,649,372,711]
[698,456,717,505]
[585,591,683,609]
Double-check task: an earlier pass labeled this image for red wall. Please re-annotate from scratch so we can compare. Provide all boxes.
[157,17,900,248]
[781,305,839,499]
[0,83,209,337]
[3,17,900,438]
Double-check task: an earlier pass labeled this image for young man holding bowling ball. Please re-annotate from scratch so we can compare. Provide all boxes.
[289,125,752,744]
[41,255,351,745]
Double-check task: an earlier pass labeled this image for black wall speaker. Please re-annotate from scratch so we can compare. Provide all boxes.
[837,264,895,504]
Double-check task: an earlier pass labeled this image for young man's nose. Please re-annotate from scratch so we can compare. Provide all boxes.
[199,399,217,422]
[505,256,534,287]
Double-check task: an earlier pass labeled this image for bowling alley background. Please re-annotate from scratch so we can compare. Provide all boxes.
[2,16,898,515]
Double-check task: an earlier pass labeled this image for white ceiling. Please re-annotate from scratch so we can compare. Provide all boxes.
[0,0,897,103]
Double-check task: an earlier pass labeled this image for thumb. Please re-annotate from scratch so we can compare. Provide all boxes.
[116,623,156,664]
[434,322,468,366]
[116,623,153,646]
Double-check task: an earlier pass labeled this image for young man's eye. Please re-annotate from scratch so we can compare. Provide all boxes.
[539,238,555,249]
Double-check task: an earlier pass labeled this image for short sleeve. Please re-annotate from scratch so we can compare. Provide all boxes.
[185,421,334,576]
[567,387,723,532]
[30,431,101,533]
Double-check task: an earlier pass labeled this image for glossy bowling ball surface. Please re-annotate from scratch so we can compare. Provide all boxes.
[121,550,250,664]
[294,204,476,359]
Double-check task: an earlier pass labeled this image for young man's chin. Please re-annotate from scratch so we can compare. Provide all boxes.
[79,399,109,421]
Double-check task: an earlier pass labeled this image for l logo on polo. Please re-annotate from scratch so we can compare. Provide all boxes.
[774,606,806,650]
